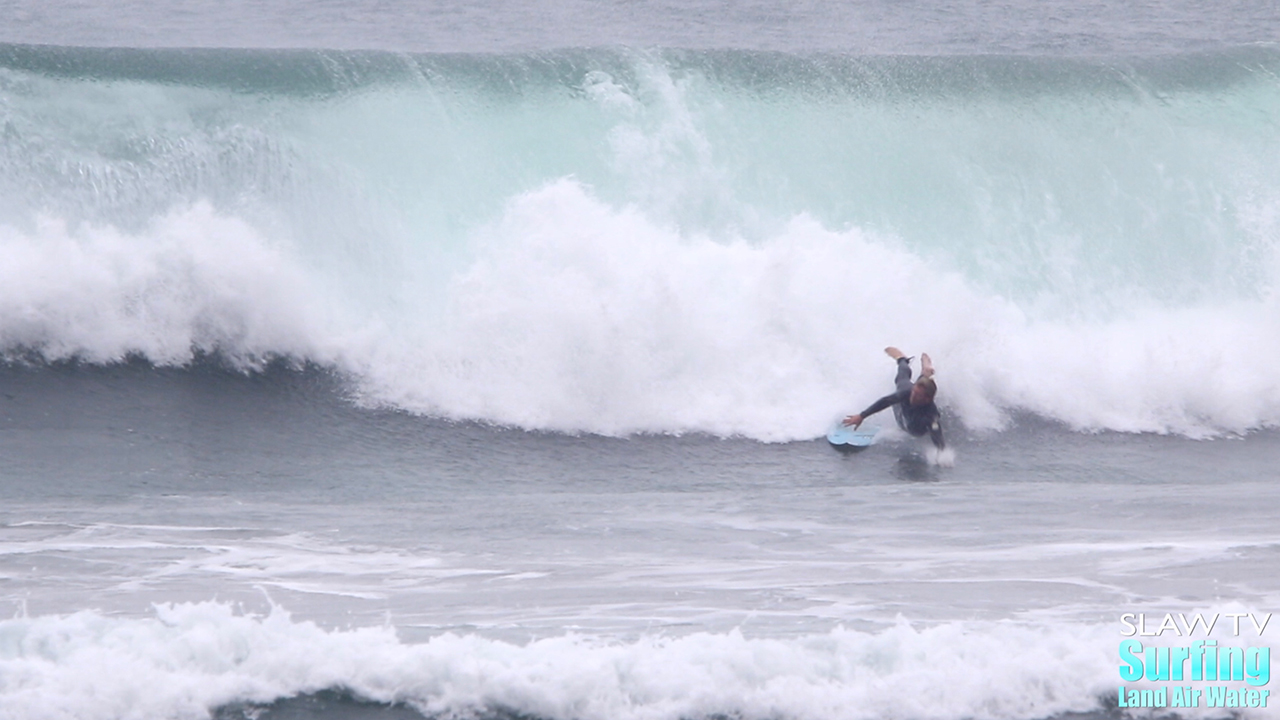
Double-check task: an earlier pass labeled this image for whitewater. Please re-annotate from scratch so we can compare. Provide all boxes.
[2,46,1278,439]
[3,5,1280,720]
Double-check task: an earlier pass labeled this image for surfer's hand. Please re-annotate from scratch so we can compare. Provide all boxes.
[842,414,862,428]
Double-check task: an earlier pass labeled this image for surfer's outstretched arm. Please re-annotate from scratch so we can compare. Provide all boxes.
[842,392,899,427]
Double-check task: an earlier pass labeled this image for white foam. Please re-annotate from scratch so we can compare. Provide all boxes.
[2,184,1278,440]
[357,179,1280,439]
[927,446,957,467]
[0,602,1135,720]
[350,179,995,439]
[0,203,335,367]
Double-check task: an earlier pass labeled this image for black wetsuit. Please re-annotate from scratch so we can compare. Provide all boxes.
[858,357,945,449]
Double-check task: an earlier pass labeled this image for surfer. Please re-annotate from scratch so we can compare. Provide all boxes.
[843,347,945,450]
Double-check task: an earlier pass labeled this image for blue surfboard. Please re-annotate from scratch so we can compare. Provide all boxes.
[826,421,879,447]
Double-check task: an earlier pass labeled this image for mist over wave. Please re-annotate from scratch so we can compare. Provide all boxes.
[1,45,1278,439]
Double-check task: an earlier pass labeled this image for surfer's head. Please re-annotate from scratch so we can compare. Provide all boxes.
[910,376,937,405]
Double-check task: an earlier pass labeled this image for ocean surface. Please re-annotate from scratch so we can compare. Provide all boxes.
[2,2,1280,719]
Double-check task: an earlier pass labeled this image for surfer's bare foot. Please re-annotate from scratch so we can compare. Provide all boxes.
[921,353,935,378]
[884,346,905,360]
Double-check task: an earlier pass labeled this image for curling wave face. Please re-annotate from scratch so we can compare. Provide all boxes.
[1,45,1278,439]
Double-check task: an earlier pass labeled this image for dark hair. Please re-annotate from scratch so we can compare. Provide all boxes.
[915,376,937,400]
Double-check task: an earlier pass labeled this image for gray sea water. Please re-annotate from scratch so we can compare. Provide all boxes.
[2,2,1280,719]
[4,0,1280,54]
[4,361,1279,719]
